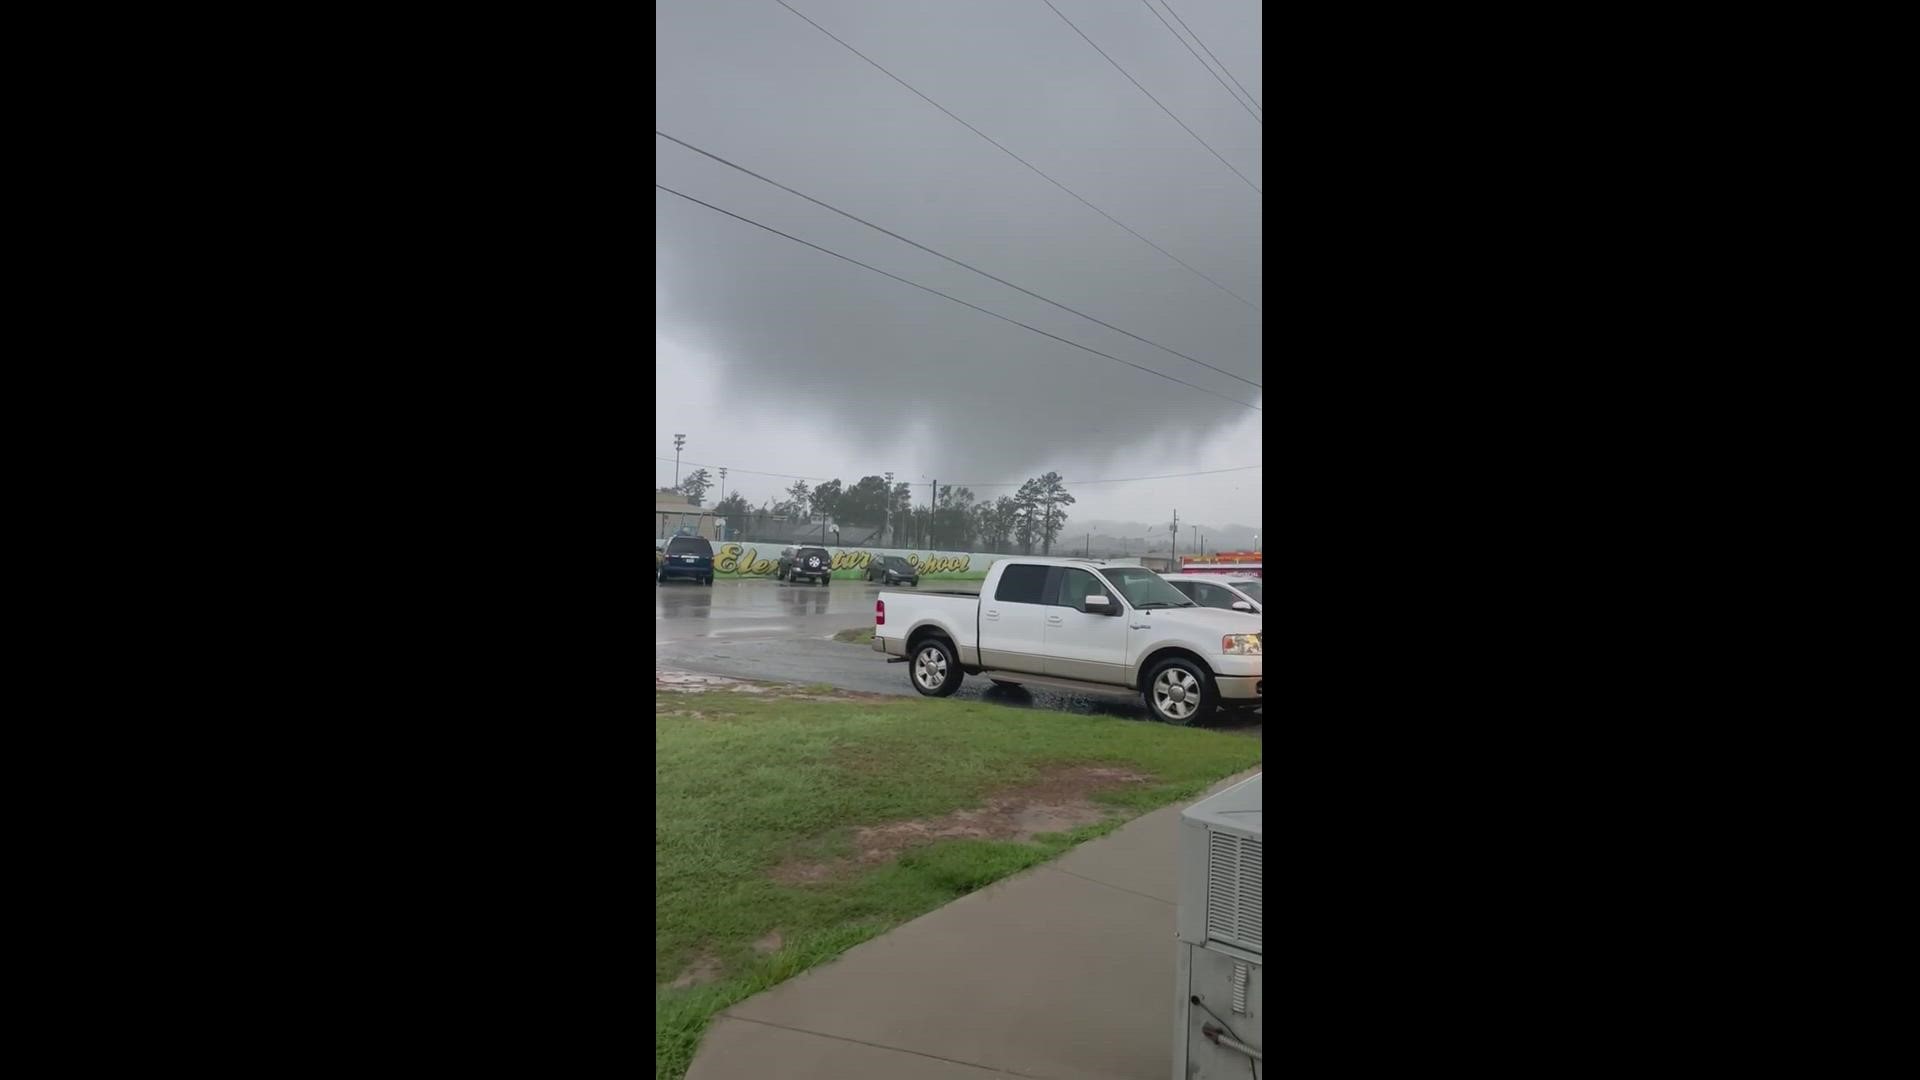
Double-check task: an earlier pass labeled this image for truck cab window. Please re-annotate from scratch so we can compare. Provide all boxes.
[1054,568,1109,608]
[994,563,1049,603]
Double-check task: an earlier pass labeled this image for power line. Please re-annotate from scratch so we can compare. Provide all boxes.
[1141,0,1261,124]
[773,0,1258,312]
[657,457,834,483]
[1066,463,1261,485]
[660,457,1259,489]
[948,464,1263,488]
[657,182,1260,412]
[1163,0,1263,111]
[657,130,1260,390]
[1041,0,1261,196]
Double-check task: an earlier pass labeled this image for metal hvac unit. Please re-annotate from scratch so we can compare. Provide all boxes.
[1173,773,1262,1079]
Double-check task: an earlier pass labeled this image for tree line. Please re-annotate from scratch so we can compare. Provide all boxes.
[674,468,1076,554]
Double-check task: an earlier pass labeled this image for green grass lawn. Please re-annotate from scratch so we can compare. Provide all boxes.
[655,685,1261,1080]
[832,626,875,644]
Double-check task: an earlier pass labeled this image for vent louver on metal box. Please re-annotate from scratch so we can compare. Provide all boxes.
[1205,832,1262,952]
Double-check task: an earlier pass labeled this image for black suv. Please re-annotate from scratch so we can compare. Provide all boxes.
[658,535,714,585]
[866,555,919,587]
[779,546,833,585]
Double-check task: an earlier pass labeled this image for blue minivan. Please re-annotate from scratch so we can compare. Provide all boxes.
[658,535,714,585]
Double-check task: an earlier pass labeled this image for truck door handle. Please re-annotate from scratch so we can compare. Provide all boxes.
[1045,616,1063,625]
[984,610,999,620]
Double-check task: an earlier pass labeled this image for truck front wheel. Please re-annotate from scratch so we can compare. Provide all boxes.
[1144,658,1216,726]
[910,637,964,697]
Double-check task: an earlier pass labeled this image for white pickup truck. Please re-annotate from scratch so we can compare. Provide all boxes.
[872,557,1261,724]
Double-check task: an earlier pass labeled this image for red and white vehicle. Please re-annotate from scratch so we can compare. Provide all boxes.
[1177,563,1262,578]
[1177,551,1261,578]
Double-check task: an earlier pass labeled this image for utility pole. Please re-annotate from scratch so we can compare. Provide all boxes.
[884,470,894,547]
[673,434,686,488]
[1170,509,1178,567]
[717,466,728,540]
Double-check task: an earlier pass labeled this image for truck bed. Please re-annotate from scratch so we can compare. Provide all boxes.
[876,588,981,658]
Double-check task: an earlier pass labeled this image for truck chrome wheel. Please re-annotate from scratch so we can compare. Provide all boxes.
[1149,662,1212,725]
[914,647,948,691]
[909,637,963,696]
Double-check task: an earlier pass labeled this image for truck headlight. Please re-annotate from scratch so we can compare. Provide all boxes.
[1222,633,1262,655]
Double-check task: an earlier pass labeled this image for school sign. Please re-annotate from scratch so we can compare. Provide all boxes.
[712,544,999,580]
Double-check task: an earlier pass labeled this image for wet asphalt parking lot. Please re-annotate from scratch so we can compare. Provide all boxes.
[656,577,1261,732]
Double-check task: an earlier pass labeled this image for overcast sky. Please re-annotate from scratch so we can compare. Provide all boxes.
[656,0,1262,530]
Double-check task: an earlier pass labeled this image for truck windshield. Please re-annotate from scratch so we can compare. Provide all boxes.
[1098,567,1196,609]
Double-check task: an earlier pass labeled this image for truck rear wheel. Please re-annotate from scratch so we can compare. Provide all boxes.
[1144,658,1217,726]
[911,637,964,697]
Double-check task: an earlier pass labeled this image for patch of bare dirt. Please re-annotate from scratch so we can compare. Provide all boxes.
[666,953,723,990]
[770,861,838,886]
[770,764,1151,885]
[773,684,892,702]
[827,743,911,775]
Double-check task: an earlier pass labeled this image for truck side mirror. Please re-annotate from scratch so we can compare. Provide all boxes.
[1231,601,1253,612]
[1082,594,1113,614]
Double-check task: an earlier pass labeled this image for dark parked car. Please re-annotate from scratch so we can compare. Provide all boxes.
[779,546,833,585]
[866,555,919,586]
[658,535,714,585]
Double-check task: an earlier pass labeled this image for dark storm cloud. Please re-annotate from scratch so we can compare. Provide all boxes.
[656,0,1260,518]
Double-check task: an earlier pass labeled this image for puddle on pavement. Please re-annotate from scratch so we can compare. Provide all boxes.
[655,670,885,703]
[656,670,771,693]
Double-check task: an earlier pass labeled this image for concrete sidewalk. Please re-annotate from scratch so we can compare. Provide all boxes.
[686,769,1260,1080]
